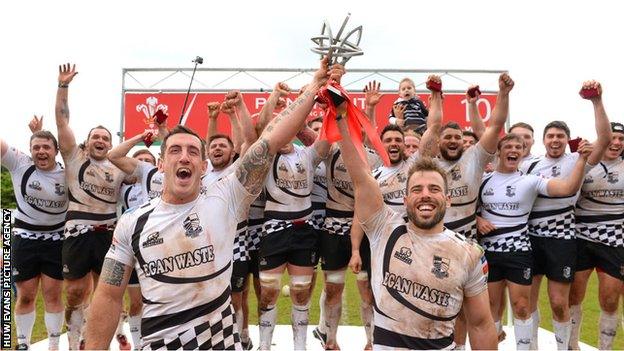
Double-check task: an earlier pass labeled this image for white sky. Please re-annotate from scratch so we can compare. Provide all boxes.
[1,0,623,156]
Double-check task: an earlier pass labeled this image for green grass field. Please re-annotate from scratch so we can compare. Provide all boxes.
[10,270,623,349]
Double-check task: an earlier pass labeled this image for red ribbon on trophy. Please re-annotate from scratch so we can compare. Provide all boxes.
[317,81,390,167]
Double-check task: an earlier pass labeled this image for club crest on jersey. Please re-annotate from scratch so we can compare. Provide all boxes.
[450,167,462,181]
[505,185,516,197]
[551,165,561,177]
[295,163,305,174]
[86,169,96,177]
[183,213,203,238]
[607,172,619,184]
[523,267,531,280]
[153,177,163,185]
[104,171,114,183]
[396,172,407,183]
[142,231,164,248]
[562,266,571,279]
[54,183,65,195]
[431,255,450,279]
[28,180,42,191]
[484,188,494,196]
[393,246,413,264]
[584,175,594,184]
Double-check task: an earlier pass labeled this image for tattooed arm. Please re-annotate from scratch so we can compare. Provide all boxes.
[55,63,78,158]
[84,257,132,349]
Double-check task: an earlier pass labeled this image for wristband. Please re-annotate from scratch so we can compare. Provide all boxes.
[58,83,69,88]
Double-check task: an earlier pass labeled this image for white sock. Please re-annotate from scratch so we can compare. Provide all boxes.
[494,320,502,335]
[15,310,36,346]
[259,305,277,350]
[116,310,127,336]
[128,315,142,350]
[569,304,582,349]
[317,290,327,334]
[291,303,310,350]
[529,309,539,349]
[44,311,64,350]
[599,311,619,350]
[241,328,250,343]
[360,302,373,346]
[65,306,84,350]
[324,301,342,344]
[455,345,466,350]
[513,317,532,350]
[552,319,571,350]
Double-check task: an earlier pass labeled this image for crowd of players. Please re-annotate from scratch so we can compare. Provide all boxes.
[2,58,623,351]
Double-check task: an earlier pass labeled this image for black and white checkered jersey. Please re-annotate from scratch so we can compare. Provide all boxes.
[521,153,594,239]
[106,172,256,349]
[310,163,327,231]
[575,158,624,248]
[136,161,164,200]
[360,205,487,347]
[2,146,67,241]
[262,145,320,234]
[372,153,420,219]
[63,147,128,237]
[437,143,494,238]
[324,145,382,235]
[478,171,549,252]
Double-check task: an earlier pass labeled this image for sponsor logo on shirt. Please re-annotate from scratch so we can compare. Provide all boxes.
[484,188,494,196]
[449,186,468,199]
[28,180,42,191]
[336,163,347,172]
[183,213,203,238]
[393,247,413,264]
[142,245,215,277]
[431,255,450,279]
[80,181,115,196]
[278,163,288,172]
[142,231,164,248]
[382,272,451,307]
[584,175,594,184]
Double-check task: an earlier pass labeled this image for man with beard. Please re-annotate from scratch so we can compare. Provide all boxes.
[84,57,335,350]
[335,107,497,349]
[54,64,130,349]
[1,118,67,350]
[478,133,592,350]
[522,81,611,350]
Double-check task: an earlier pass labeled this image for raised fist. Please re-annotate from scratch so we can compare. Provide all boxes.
[466,85,481,103]
[579,80,602,100]
[207,102,220,119]
[275,82,291,97]
[498,73,514,94]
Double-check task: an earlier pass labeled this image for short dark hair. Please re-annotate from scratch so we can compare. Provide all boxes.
[543,121,570,139]
[30,130,59,151]
[380,124,404,140]
[80,125,112,150]
[497,133,526,151]
[440,122,462,134]
[208,134,234,148]
[509,122,534,135]
[161,125,206,160]
[132,149,156,164]
[462,130,479,141]
[406,157,448,193]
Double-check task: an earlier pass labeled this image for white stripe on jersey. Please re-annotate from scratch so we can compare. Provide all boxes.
[575,158,624,247]
[2,146,67,239]
[478,171,549,252]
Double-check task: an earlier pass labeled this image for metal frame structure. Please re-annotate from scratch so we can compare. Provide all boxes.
[120,67,507,141]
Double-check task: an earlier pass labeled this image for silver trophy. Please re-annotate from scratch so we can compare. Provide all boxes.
[310,13,363,66]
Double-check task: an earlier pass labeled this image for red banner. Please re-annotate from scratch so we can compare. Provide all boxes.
[123,92,497,140]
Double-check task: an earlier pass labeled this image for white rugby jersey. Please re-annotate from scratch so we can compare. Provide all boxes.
[436,143,494,238]
[63,147,128,237]
[136,161,164,200]
[478,171,549,252]
[263,145,320,234]
[324,146,382,235]
[520,153,541,170]
[2,146,67,240]
[310,163,327,231]
[372,153,420,219]
[120,183,145,213]
[575,159,624,248]
[106,172,255,349]
[360,205,487,349]
[521,153,593,240]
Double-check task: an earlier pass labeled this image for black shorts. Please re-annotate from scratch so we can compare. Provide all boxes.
[62,230,113,280]
[12,236,63,282]
[231,251,260,292]
[486,250,533,286]
[530,236,576,283]
[318,231,371,273]
[259,224,319,271]
[128,268,139,285]
[576,239,624,280]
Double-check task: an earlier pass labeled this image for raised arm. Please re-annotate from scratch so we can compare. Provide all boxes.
[206,101,220,140]
[335,108,383,222]
[232,92,257,153]
[464,290,498,350]
[107,131,150,174]
[582,80,612,165]
[418,75,443,157]
[479,73,514,153]
[28,115,44,134]
[220,93,244,154]
[55,63,79,158]
[466,85,485,139]
[256,82,290,134]
[84,257,132,349]
[236,59,330,194]
[547,140,592,196]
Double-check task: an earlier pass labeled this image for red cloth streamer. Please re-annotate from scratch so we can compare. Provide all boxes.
[317,82,390,167]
